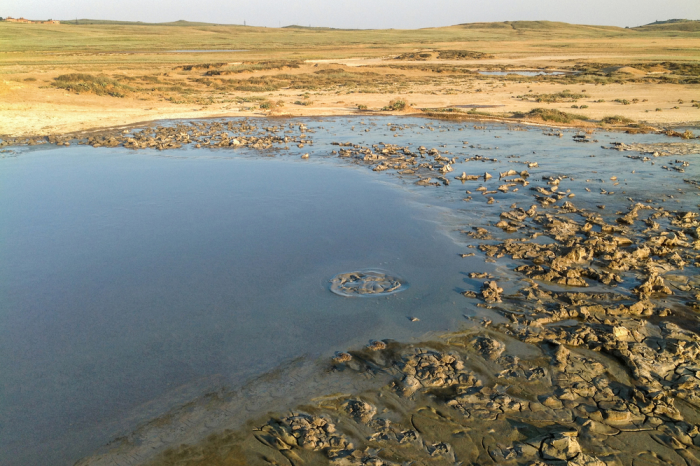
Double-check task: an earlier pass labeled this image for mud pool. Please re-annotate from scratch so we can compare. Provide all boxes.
[1,117,699,466]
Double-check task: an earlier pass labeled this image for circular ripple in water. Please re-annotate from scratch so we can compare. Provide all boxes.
[329,269,408,297]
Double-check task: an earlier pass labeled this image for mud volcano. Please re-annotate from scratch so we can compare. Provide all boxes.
[329,270,408,297]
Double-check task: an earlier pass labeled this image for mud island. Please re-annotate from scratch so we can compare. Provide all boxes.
[1,10,700,466]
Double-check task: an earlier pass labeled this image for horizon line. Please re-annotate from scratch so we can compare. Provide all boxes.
[2,17,698,30]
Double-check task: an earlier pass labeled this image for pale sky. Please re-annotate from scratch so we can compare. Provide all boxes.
[3,0,699,29]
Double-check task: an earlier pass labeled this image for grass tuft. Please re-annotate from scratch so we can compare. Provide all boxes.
[514,108,588,123]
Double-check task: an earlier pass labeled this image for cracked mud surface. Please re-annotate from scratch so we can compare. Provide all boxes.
[21,117,698,466]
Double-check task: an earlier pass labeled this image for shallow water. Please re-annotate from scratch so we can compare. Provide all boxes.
[1,117,698,466]
[0,144,473,466]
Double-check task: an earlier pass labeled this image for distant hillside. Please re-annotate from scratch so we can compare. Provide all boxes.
[3,17,699,56]
[283,25,341,30]
[457,20,623,33]
[634,19,700,31]
[32,18,700,32]
[58,19,239,26]
[643,19,698,25]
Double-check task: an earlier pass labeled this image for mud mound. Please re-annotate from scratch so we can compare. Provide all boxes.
[329,270,407,297]
[602,66,647,75]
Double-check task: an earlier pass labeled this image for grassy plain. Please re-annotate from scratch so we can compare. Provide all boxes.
[0,19,699,136]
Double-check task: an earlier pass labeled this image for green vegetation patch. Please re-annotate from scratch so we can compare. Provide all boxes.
[204,61,302,75]
[634,19,700,32]
[601,115,634,125]
[394,52,432,61]
[258,100,284,110]
[515,108,589,123]
[207,70,419,93]
[518,89,589,103]
[175,63,227,71]
[436,50,494,60]
[392,50,493,61]
[382,99,408,111]
[52,73,133,97]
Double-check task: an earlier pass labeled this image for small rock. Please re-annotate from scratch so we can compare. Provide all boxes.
[333,352,352,364]
[541,433,582,461]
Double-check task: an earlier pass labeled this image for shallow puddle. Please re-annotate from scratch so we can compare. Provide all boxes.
[0,143,472,466]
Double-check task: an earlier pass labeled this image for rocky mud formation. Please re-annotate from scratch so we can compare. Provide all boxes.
[0,119,314,152]
[607,142,700,158]
[148,326,700,465]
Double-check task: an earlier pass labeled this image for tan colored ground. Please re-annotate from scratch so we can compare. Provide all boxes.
[1,20,699,137]
[1,67,698,137]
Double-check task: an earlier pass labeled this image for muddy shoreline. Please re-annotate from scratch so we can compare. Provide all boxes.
[3,111,700,144]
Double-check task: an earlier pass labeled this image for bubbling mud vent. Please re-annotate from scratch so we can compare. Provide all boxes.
[329,270,408,297]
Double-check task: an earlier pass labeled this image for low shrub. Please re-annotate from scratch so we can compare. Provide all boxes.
[436,50,494,60]
[601,115,634,125]
[176,63,227,71]
[518,90,588,103]
[382,99,407,111]
[52,73,132,97]
[204,61,301,75]
[514,108,589,123]
[394,52,432,60]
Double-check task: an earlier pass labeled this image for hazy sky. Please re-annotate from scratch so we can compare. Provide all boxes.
[4,0,699,29]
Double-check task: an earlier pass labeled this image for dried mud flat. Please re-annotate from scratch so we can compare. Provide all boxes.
[24,118,699,466]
